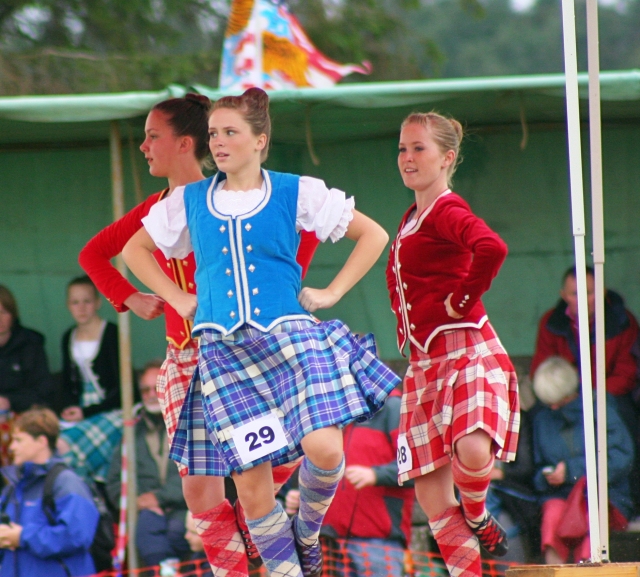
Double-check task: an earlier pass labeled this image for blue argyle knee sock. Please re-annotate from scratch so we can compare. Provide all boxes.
[296,456,345,546]
[246,502,302,577]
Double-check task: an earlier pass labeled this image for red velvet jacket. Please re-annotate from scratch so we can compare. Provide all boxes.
[386,191,507,354]
[79,189,320,349]
[530,290,640,396]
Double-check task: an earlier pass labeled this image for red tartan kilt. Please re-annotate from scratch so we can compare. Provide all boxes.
[157,341,198,476]
[399,323,520,483]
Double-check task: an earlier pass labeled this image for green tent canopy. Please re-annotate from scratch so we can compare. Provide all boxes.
[2,70,640,148]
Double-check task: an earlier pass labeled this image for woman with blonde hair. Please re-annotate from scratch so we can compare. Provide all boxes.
[386,112,520,576]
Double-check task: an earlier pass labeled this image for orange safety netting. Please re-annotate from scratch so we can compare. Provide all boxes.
[87,539,517,577]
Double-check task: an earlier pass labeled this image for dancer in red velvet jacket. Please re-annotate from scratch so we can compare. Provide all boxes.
[79,93,319,577]
[386,112,520,577]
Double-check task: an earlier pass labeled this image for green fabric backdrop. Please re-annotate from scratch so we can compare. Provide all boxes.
[2,72,640,372]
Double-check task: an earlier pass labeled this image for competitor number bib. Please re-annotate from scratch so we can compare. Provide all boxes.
[232,414,288,465]
[397,433,413,475]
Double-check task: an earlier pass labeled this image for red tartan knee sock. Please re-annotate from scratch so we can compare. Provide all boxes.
[272,458,302,494]
[429,506,481,577]
[451,454,494,525]
[193,500,249,577]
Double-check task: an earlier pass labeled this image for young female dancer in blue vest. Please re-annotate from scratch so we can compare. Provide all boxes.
[122,87,399,577]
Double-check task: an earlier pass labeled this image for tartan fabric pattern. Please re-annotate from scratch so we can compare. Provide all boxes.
[59,409,123,483]
[170,319,399,476]
[399,323,519,484]
[157,342,199,475]
[193,500,249,577]
[81,378,105,408]
[429,506,481,577]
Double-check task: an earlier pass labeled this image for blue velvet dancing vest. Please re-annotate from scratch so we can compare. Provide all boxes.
[183,169,313,335]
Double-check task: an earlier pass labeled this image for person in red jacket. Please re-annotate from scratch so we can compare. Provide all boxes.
[386,112,520,577]
[79,93,320,577]
[530,266,639,424]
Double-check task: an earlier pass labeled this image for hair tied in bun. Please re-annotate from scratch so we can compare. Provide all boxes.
[242,87,269,111]
[185,93,212,108]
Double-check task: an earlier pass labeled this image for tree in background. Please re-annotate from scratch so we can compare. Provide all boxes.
[0,0,227,94]
[405,0,640,79]
[1,0,640,95]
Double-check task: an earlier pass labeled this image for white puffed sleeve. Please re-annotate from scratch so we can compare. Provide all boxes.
[141,186,193,259]
[296,176,355,243]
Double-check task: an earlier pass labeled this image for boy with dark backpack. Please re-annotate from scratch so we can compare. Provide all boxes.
[42,462,116,573]
[0,408,99,577]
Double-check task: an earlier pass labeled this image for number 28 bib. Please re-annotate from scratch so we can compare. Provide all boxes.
[397,433,413,475]
[232,413,289,465]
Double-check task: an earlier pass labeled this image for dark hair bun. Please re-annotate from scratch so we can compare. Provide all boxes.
[242,87,269,112]
[185,92,212,108]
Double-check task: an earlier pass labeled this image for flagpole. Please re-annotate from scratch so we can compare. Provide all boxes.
[586,0,609,560]
[560,0,601,562]
[253,0,264,88]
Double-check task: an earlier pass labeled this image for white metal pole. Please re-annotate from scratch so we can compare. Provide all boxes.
[110,120,139,569]
[253,0,264,88]
[585,0,610,561]
[560,0,602,562]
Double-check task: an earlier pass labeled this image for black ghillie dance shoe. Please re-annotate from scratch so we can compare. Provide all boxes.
[470,512,509,557]
[234,499,263,569]
[292,515,323,577]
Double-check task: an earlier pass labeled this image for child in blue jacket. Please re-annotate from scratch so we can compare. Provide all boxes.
[0,408,99,577]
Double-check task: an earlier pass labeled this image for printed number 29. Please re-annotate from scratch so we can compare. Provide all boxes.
[397,446,408,465]
[245,426,275,451]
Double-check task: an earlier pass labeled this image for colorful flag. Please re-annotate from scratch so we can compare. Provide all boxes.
[219,0,372,90]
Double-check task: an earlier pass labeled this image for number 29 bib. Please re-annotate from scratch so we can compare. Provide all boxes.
[232,413,289,465]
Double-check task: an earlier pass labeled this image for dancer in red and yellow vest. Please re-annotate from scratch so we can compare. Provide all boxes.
[386,112,520,577]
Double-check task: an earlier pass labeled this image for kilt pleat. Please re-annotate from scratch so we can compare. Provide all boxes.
[170,319,399,476]
[399,323,520,484]
[156,342,199,476]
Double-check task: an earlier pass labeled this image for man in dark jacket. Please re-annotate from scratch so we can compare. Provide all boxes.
[106,360,189,568]
[0,407,98,577]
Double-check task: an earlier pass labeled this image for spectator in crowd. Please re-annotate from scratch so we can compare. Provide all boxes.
[531,357,634,564]
[284,390,414,577]
[57,275,123,486]
[0,407,99,577]
[0,285,55,413]
[60,275,121,421]
[106,360,190,568]
[530,266,639,435]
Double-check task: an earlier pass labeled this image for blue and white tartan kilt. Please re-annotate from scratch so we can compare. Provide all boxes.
[169,319,400,476]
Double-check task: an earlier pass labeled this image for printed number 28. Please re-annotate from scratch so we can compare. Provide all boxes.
[397,446,408,465]
[245,426,275,451]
